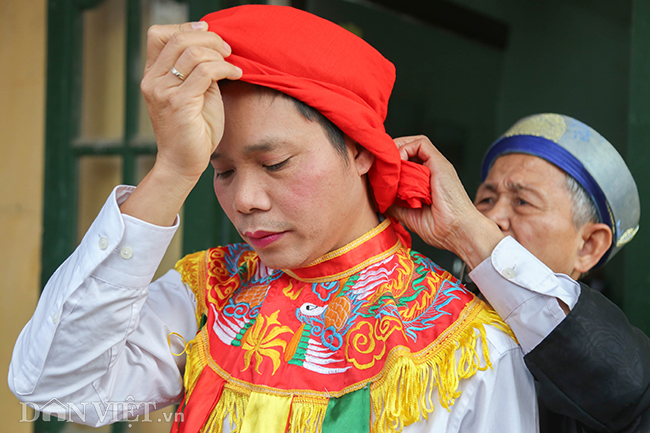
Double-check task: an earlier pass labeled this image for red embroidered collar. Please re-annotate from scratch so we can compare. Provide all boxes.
[283,219,400,283]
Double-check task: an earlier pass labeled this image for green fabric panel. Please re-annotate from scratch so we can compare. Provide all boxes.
[322,385,370,433]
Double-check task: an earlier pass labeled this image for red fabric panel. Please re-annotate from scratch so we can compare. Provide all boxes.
[173,367,225,433]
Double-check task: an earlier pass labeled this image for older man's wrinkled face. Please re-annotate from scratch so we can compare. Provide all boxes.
[474,153,584,277]
[211,82,378,270]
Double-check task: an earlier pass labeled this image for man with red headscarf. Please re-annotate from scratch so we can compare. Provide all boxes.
[9,6,536,432]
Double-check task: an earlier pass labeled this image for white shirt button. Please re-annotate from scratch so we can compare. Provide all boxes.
[98,237,109,250]
[502,267,517,279]
[120,247,133,260]
[52,313,58,324]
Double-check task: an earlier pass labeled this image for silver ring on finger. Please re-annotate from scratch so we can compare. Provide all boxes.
[171,66,187,81]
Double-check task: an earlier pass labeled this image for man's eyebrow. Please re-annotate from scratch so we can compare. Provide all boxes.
[478,182,513,193]
[481,181,547,203]
[211,142,279,160]
[480,183,498,192]
[242,142,279,154]
[505,181,526,192]
[480,181,539,194]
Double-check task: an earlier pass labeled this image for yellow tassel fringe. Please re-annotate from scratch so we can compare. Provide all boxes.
[194,383,330,433]
[182,330,209,401]
[175,250,208,330]
[370,305,515,432]
[180,292,515,433]
[201,386,248,433]
[287,395,328,433]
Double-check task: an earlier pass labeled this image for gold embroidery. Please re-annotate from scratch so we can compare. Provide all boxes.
[282,281,304,300]
[504,113,566,143]
[241,310,292,375]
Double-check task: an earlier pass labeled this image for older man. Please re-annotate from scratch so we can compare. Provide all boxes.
[390,114,650,433]
[9,5,537,433]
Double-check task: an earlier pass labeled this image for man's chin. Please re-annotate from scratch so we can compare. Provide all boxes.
[252,248,300,271]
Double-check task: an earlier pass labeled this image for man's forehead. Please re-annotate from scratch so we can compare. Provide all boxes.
[483,153,568,190]
[493,153,566,177]
[221,81,289,107]
[220,83,308,129]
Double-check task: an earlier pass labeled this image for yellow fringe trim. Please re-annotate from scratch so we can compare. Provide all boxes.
[197,385,330,433]
[182,330,209,402]
[181,298,516,433]
[370,304,515,432]
[175,250,208,330]
[288,395,329,433]
[201,386,249,433]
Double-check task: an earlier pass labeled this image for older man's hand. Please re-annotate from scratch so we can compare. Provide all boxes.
[388,135,504,270]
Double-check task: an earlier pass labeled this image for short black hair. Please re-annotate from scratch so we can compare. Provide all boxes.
[290,99,348,162]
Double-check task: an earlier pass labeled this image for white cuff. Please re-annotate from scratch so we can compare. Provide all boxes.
[469,236,580,353]
[91,186,180,289]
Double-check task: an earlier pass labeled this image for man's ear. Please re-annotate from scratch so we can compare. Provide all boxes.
[352,141,375,176]
[574,223,612,275]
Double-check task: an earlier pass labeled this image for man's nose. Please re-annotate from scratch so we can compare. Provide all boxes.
[481,199,511,232]
[233,173,271,214]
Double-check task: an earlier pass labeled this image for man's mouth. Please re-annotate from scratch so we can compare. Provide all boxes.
[243,230,286,248]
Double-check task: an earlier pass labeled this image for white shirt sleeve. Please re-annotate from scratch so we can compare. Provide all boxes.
[468,236,581,354]
[8,186,198,426]
[404,324,539,433]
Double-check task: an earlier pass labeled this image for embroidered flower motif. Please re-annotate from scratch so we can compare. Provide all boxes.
[241,310,292,375]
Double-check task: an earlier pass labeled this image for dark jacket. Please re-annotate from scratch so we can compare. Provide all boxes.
[525,283,650,433]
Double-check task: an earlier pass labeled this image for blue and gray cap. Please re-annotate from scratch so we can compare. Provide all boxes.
[481,113,640,266]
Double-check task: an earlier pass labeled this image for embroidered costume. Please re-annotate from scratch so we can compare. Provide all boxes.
[172,220,514,433]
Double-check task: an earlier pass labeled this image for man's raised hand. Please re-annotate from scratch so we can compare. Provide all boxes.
[141,21,242,182]
[120,22,241,227]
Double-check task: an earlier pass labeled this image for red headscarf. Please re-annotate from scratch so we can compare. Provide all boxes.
[202,5,431,215]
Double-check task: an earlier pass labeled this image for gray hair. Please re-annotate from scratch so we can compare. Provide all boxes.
[565,174,599,228]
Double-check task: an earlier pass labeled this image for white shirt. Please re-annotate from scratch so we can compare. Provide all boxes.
[9,186,539,432]
[470,236,581,355]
